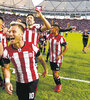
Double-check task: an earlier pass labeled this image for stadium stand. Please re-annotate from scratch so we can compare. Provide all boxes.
[0,12,90,32]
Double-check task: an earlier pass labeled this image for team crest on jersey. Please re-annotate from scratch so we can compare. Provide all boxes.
[18,48,21,52]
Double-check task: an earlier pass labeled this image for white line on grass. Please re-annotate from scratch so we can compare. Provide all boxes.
[39,73,90,84]
[9,68,90,84]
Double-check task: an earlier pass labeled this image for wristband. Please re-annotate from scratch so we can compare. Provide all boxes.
[5,78,10,83]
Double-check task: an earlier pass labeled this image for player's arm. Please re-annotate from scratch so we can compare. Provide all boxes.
[0,35,3,57]
[56,43,68,60]
[2,58,13,95]
[36,51,48,77]
[35,9,51,31]
[60,44,68,56]
[0,43,3,57]
[59,26,76,32]
[59,28,73,32]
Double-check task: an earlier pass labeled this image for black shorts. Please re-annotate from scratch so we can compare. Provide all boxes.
[16,79,39,100]
[83,38,88,47]
[50,62,62,71]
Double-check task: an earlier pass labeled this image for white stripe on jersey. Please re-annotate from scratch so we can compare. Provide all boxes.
[29,30,32,42]
[53,39,56,63]
[32,51,39,79]
[23,51,33,82]
[32,44,39,53]
[50,39,52,62]
[0,34,2,42]
[34,29,37,45]
[23,31,26,41]
[13,53,24,83]
[3,49,8,58]
[58,41,61,63]
[61,37,64,44]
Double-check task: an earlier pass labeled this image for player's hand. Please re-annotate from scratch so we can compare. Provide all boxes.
[56,55,61,61]
[72,26,76,29]
[5,83,13,95]
[41,69,48,77]
[35,9,42,18]
[66,23,70,28]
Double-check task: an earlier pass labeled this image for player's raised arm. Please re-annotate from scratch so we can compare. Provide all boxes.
[35,9,51,31]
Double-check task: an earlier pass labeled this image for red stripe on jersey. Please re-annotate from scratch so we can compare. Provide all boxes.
[51,38,54,62]
[18,52,28,83]
[26,29,29,42]
[30,56,36,81]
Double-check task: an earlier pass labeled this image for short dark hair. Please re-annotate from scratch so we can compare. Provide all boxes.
[52,24,60,30]
[0,17,4,22]
[27,13,34,18]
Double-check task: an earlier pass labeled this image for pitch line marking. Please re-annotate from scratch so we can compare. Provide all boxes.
[10,68,90,83]
[39,73,90,84]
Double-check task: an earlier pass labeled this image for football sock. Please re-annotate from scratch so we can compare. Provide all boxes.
[54,76,61,85]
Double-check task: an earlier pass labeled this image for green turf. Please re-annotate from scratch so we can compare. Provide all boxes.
[0,32,90,100]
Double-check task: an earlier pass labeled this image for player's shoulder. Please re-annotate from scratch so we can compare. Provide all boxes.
[58,34,65,40]
[58,34,64,38]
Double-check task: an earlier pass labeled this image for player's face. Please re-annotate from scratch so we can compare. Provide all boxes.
[0,19,4,31]
[8,25,23,44]
[26,15,35,26]
[85,29,88,33]
[51,26,58,36]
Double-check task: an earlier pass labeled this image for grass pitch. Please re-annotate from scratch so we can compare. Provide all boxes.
[0,32,90,100]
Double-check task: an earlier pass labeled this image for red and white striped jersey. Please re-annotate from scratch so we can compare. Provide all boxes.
[3,42,39,83]
[23,24,40,46]
[0,31,8,49]
[47,33,66,63]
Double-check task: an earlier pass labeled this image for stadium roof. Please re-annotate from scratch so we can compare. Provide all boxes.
[0,0,90,15]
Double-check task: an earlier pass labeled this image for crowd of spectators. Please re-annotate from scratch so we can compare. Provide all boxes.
[0,12,90,32]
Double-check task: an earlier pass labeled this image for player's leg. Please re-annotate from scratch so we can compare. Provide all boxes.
[50,62,62,92]
[82,39,87,53]
[39,41,43,53]
[85,43,90,52]
[43,41,46,55]
[45,48,49,62]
